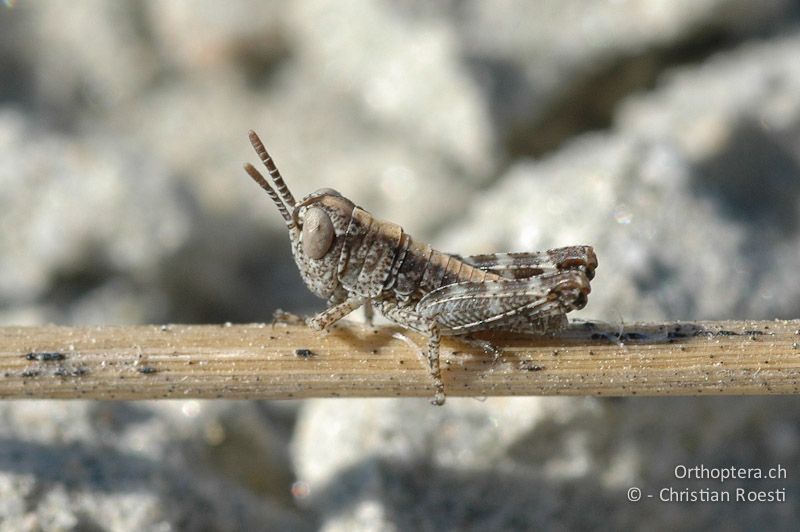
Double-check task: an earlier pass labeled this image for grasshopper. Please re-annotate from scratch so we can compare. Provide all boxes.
[243,130,597,404]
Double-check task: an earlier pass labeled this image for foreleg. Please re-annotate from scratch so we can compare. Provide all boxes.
[307,296,366,331]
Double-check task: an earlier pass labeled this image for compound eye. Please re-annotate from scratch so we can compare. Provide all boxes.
[302,207,335,259]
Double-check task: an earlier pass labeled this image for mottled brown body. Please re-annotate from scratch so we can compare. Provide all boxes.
[244,130,597,404]
[338,208,497,304]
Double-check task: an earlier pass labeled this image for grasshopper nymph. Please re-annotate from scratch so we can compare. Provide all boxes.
[244,131,597,404]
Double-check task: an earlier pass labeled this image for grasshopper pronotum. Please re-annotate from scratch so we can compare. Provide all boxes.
[244,131,597,404]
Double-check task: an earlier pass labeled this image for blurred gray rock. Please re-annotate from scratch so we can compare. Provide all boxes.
[13,2,159,123]
[0,110,189,325]
[427,0,795,155]
[292,396,800,530]
[0,400,309,531]
[2,0,800,530]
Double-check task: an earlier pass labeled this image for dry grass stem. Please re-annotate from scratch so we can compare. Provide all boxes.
[1,319,799,400]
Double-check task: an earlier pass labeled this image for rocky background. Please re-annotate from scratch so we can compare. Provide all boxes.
[2,0,800,529]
